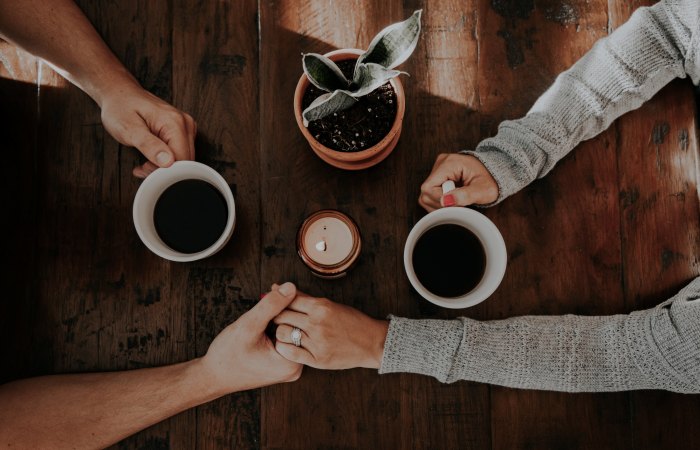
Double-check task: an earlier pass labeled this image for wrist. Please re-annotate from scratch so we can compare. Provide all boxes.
[183,357,232,402]
[363,319,389,369]
[84,68,142,108]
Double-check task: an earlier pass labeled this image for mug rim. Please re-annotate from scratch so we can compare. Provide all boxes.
[132,161,236,262]
[403,207,507,309]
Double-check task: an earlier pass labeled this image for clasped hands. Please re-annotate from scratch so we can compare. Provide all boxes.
[194,282,390,397]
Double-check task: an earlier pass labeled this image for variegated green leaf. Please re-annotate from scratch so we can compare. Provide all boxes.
[302,90,358,126]
[303,53,350,92]
[350,62,405,97]
[356,10,422,73]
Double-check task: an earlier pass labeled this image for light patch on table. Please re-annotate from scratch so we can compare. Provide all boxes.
[303,217,353,266]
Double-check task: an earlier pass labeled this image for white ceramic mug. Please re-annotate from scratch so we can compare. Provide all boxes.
[133,161,236,262]
[403,206,507,309]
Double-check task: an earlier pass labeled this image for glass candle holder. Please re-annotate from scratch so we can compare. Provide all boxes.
[297,209,361,279]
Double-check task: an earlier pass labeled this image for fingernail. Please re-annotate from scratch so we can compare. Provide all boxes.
[156,152,173,166]
[443,194,456,207]
[260,293,267,300]
[278,282,293,296]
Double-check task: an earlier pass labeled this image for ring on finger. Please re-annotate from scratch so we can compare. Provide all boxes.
[291,327,302,347]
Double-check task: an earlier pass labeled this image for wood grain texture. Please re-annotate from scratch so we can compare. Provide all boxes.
[0,43,41,384]
[172,0,262,448]
[397,1,492,449]
[259,2,411,448]
[1,0,699,449]
[618,80,700,449]
[473,0,633,448]
[608,2,700,449]
[29,1,196,448]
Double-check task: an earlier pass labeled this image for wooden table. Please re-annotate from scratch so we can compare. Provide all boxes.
[2,0,699,448]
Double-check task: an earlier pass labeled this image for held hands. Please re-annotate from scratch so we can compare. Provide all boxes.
[419,153,499,211]
[271,285,389,370]
[196,281,386,395]
[98,82,196,178]
[196,282,303,395]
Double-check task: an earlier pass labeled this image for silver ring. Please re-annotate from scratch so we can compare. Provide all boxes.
[291,327,302,347]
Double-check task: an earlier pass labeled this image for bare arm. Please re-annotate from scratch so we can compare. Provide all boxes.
[0,361,217,449]
[0,283,302,448]
[0,0,197,177]
[0,0,136,105]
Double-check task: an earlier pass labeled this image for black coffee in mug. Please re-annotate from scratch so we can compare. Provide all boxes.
[153,179,228,254]
[412,223,486,297]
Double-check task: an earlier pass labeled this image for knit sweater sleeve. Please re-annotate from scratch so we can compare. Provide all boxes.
[464,0,700,203]
[379,277,700,393]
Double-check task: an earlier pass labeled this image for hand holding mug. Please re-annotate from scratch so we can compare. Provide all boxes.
[271,285,389,370]
[419,153,498,211]
[98,82,197,178]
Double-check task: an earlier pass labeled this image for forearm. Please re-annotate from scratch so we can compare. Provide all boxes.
[0,359,222,449]
[467,0,698,203]
[380,277,700,393]
[0,0,140,105]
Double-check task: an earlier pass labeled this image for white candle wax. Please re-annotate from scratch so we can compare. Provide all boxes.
[302,216,354,266]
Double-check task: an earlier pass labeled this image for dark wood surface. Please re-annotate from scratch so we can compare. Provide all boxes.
[1,0,699,448]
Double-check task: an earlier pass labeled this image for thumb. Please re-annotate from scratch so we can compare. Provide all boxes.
[130,127,175,168]
[245,282,297,329]
[442,186,480,207]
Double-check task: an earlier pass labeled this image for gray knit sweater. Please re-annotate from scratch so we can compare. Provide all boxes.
[380,0,700,393]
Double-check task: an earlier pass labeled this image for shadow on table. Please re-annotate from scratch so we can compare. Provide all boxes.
[0,77,58,382]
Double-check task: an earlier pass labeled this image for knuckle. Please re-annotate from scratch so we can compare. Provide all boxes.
[315,303,332,320]
[486,185,498,200]
[444,153,458,163]
[171,112,187,126]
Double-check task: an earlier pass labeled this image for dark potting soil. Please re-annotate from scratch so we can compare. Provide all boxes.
[301,59,397,152]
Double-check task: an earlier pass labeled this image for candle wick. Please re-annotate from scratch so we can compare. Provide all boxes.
[315,239,327,252]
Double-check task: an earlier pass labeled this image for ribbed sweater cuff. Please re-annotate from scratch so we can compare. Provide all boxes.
[379,315,464,382]
[625,295,700,393]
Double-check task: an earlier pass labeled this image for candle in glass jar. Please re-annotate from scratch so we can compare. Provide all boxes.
[297,210,361,278]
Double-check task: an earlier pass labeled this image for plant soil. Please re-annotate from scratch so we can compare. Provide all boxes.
[301,59,397,152]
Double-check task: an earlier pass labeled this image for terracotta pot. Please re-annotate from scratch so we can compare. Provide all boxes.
[293,48,406,170]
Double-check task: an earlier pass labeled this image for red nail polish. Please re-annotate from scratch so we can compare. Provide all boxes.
[260,293,267,299]
[443,194,456,207]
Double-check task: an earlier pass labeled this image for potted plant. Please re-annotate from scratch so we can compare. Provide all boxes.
[293,11,422,170]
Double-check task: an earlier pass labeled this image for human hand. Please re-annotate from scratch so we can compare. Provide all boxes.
[419,153,498,211]
[271,286,389,370]
[197,282,303,394]
[98,83,196,178]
